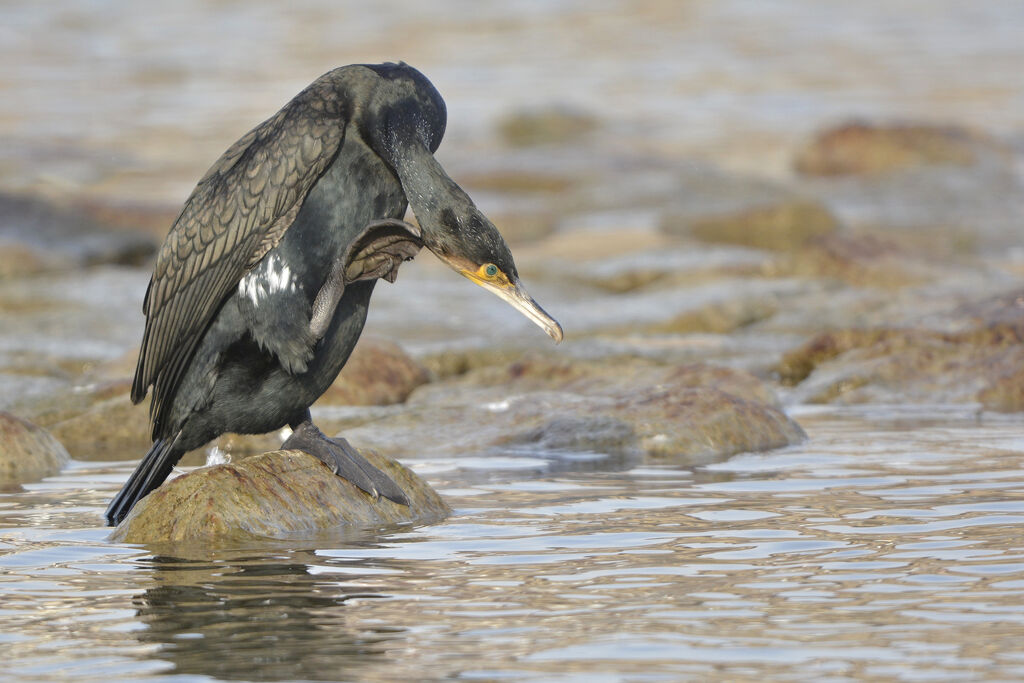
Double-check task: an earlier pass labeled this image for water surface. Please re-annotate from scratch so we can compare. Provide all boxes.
[4,406,1024,680]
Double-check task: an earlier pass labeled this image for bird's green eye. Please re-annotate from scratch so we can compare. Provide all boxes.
[484,264,498,278]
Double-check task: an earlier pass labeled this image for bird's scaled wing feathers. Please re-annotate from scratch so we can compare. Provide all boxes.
[132,92,346,437]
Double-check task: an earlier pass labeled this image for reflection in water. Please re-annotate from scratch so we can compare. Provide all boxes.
[134,553,401,681]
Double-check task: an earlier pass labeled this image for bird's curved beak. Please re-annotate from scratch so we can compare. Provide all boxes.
[457,267,564,343]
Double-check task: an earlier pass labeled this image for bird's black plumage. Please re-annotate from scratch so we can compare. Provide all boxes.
[106,63,562,526]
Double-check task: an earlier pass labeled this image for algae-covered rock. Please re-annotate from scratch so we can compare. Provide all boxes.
[110,449,449,543]
[794,122,998,176]
[778,295,1024,408]
[0,411,70,489]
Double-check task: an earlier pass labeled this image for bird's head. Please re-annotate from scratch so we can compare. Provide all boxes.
[361,63,563,343]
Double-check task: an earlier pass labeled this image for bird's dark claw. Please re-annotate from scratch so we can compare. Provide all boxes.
[282,422,409,506]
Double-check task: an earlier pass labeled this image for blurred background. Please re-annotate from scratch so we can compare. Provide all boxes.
[5,2,1024,680]
[3,1,1023,208]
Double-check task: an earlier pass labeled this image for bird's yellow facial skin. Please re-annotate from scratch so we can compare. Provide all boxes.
[470,262,511,289]
[432,252,563,343]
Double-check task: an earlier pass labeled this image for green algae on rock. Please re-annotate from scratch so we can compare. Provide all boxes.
[109,448,449,543]
[0,411,70,489]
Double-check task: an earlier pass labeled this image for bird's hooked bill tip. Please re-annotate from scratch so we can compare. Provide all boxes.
[500,283,564,344]
[544,316,565,344]
[443,256,564,343]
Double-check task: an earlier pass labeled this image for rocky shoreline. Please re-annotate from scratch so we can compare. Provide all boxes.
[3,119,1023,541]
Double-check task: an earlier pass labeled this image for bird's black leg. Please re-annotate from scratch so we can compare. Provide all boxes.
[283,413,409,506]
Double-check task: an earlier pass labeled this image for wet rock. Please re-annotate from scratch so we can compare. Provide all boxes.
[26,377,133,429]
[465,357,785,408]
[344,358,804,465]
[497,107,598,147]
[778,292,1024,408]
[109,449,449,543]
[629,386,803,459]
[0,411,70,489]
[318,338,429,406]
[514,415,636,454]
[422,347,531,380]
[47,392,152,461]
[794,122,1002,176]
[680,199,840,252]
[976,362,1024,412]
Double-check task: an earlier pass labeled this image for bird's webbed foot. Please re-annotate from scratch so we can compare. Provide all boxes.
[310,218,423,339]
[282,421,410,506]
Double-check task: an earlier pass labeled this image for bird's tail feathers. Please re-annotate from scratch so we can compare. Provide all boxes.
[104,436,181,527]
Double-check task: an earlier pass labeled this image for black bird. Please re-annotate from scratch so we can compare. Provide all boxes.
[105,63,562,526]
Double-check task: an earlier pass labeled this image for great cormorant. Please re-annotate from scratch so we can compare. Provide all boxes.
[105,62,562,526]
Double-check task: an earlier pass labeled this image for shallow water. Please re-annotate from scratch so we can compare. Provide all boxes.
[4,405,1024,681]
[3,0,1024,199]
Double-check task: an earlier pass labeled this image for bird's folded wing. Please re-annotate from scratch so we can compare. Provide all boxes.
[132,86,346,436]
[308,219,423,342]
[344,218,423,284]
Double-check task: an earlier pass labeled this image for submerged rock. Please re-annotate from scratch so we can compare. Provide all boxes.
[0,411,70,489]
[109,449,449,543]
[343,358,805,466]
[794,122,1001,176]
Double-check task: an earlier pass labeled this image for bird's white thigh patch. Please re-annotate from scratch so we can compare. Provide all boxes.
[264,254,297,294]
[240,254,298,307]
[238,272,264,306]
